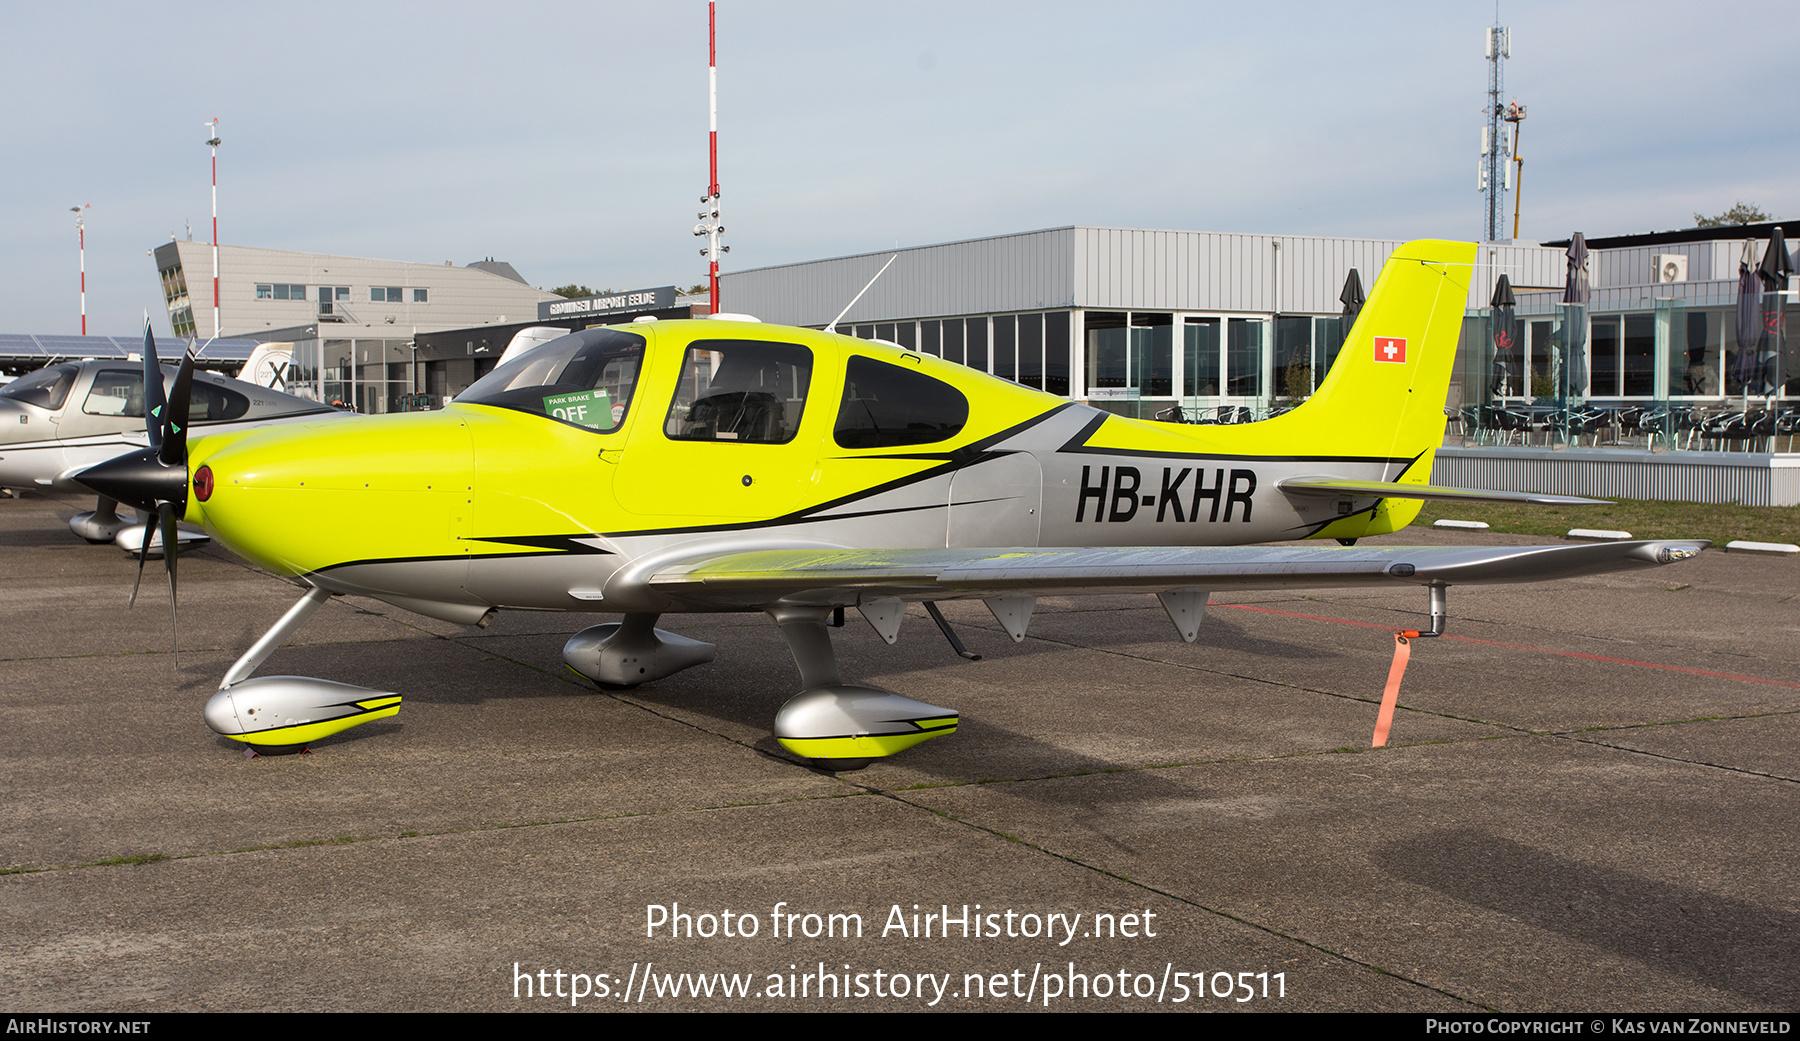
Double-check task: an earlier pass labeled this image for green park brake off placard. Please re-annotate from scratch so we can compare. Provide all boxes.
[543,389,613,429]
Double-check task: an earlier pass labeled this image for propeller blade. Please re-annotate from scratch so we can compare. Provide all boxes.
[141,320,166,453]
[159,502,180,667]
[128,518,150,608]
[160,349,195,476]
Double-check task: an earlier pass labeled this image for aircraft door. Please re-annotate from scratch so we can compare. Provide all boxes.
[64,368,143,440]
[614,338,822,524]
[455,326,646,540]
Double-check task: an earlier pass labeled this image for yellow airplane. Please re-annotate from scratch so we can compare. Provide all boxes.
[76,240,1704,765]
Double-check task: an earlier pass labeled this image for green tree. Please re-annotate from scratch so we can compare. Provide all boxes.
[1694,202,1771,228]
[548,284,598,299]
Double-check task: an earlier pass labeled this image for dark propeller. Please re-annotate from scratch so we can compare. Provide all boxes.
[72,321,196,651]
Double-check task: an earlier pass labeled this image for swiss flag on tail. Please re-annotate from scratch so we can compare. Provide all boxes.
[1374,336,1407,363]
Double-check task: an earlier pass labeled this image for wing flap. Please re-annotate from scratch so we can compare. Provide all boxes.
[1277,476,1608,506]
[642,541,1707,608]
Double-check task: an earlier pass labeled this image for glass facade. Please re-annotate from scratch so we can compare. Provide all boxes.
[1458,296,1799,452]
[831,308,1347,421]
[290,336,416,414]
[1474,300,1798,406]
[833,311,1070,397]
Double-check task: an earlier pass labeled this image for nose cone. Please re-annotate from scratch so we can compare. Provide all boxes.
[203,688,245,735]
[190,411,475,580]
[73,445,188,514]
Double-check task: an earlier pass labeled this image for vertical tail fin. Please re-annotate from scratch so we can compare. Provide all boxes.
[1115,239,1474,539]
[1272,239,1475,465]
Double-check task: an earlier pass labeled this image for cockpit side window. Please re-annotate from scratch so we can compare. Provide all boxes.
[456,328,645,433]
[834,355,969,449]
[79,370,249,422]
[1,364,79,411]
[664,340,813,445]
[83,370,146,417]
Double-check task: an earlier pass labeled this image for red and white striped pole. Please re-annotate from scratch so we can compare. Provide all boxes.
[206,118,221,339]
[72,205,89,335]
[704,1,724,313]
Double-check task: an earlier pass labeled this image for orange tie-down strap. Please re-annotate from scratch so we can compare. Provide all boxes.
[1371,632,1416,748]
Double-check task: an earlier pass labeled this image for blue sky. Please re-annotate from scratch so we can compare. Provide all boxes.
[4,1,1794,334]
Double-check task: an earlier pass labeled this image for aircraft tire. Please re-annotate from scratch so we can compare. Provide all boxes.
[805,757,873,772]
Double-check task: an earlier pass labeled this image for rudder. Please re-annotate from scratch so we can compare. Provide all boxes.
[1273,239,1476,466]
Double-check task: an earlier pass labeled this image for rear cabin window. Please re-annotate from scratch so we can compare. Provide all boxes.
[665,340,813,445]
[192,380,251,421]
[834,355,968,449]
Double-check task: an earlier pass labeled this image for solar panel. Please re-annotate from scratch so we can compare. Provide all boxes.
[0,333,260,365]
[35,335,101,350]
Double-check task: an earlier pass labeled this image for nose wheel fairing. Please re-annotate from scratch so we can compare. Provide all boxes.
[201,586,401,752]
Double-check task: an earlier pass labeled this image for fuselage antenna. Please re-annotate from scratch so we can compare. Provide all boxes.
[824,253,898,335]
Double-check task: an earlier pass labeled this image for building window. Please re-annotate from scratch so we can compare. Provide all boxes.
[256,284,273,300]
[270,284,305,301]
[413,288,428,303]
[370,286,403,303]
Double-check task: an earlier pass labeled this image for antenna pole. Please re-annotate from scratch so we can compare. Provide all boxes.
[205,119,222,339]
[688,5,730,311]
[705,2,723,313]
[826,254,898,334]
[72,204,89,335]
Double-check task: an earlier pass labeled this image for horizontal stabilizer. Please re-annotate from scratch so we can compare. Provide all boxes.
[1278,476,1608,507]
[642,540,1707,609]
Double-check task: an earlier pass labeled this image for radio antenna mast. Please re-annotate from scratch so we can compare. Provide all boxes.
[1479,18,1512,243]
[692,2,728,313]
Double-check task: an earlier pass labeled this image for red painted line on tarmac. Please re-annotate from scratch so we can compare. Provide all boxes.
[1221,603,1800,690]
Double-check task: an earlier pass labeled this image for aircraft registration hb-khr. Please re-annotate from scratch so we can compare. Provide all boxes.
[76,240,1705,767]
[0,354,333,550]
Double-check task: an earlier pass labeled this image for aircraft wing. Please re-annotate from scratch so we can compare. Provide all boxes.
[641,540,1707,609]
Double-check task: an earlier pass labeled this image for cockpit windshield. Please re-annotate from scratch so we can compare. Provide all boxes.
[0,364,80,411]
[456,327,645,433]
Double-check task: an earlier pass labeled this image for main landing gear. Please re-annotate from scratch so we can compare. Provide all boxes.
[563,607,957,771]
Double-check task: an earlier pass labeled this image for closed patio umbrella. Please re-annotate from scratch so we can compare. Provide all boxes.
[1736,239,1763,391]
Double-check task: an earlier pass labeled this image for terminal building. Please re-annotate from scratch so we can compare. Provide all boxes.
[150,241,566,413]
[721,223,1796,417]
[722,226,1558,421]
[718,223,1797,503]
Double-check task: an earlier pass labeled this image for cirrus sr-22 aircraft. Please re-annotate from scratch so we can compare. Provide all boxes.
[76,240,1705,767]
